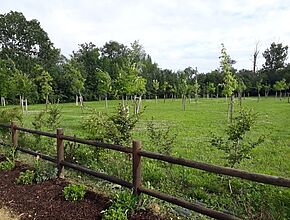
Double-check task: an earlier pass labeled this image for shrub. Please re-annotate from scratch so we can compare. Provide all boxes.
[210,109,264,168]
[146,118,175,155]
[63,184,86,201]
[0,158,15,171]
[34,157,57,183]
[103,191,138,220]
[16,170,35,185]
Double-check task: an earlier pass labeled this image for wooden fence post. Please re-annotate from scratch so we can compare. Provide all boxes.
[133,140,141,196]
[57,128,64,178]
[11,122,18,148]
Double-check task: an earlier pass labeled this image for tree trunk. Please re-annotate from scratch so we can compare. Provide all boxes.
[238,92,242,107]
[46,94,49,111]
[76,95,78,106]
[155,95,157,104]
[105,94,108,109]
[258,93,260,102]
[182,94,186,111]
[163,94,166,103]
[228,94,234,123]
[25,99,28,112]
[275,92,277,99]
[279,91,282,101]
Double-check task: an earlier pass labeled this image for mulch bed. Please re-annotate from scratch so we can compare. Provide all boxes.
[0,160,164,220]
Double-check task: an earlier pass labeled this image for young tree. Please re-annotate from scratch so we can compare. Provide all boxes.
[193,77,200,103]
[63,63,85,107]
[162,81,169,103]
[179,79,188,111]
[220,44,237,123]
[34,65,53,110]
[237,80,246,107]
[95,68,111,109]
[256,80,262,102]
[207,82,216,98]
[152,79,160,103]
[273,79,287,100]
[263,84,271,97]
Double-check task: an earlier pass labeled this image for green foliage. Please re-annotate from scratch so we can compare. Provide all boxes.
[32,105,61,131]
[63,184,86,202]
[220,44,237,97]
[146,119,175,155]
[34,156,57,183]
[16,157,56,184]
[16,170,35,184]
[211,109,264,167]
[0,158,15,171]
[103,191,138,220]
[82,104,142,147]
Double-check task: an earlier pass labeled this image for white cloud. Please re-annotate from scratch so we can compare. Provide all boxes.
[1,0,290,72]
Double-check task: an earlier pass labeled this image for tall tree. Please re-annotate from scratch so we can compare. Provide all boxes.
[0,11,60,75]
[262,42,288,84]
[72,42,101,100]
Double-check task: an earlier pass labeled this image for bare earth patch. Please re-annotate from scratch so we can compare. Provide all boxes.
[0,160,164,220]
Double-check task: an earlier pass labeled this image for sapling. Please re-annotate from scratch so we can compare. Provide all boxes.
[211,109,264,193]
[211,109,264,168]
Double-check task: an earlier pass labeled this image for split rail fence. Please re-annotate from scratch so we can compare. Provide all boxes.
[0,122,290,220]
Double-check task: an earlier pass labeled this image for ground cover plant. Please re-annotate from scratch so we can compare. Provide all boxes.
[0,97,289,219]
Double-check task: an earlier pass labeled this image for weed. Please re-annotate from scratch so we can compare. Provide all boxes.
[16,170,35,184]
[63,184,86,201]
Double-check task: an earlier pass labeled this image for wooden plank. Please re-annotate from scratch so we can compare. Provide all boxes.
[61,160,132,189]
[140,151,290,188]
[60,134,133,153]
[139,187,241,220]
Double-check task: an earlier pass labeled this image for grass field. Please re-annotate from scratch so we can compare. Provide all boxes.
[1,97,290,219]
[17,97,290,177]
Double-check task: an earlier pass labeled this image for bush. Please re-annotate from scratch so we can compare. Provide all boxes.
[103,191,139,220]
[63,184,86,201]
[16,170,35,184]
[0,158,15,171]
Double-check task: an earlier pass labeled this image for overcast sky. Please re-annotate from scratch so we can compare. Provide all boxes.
[1,0,290,73]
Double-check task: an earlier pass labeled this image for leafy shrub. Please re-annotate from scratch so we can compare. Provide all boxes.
[146,118,176,155]
[103,191,138,220]
[103,207,128,220]
[0,158,15,171]
[211,109,264,167]
[0,107,22,140]
[63,184,86,201]
[16,170,35,184]
[34,158,57,183]
[82,104,142,147]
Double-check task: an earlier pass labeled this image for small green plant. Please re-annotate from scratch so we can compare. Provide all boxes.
[34,156,57,183]
[211,109,264,168]
[63,184,86,201]
[103,207,128,220]
[146,118,176,155]
[16,170,35,184]
[0,147,16,171]
[0,158,15,171]
[103,191,139,220]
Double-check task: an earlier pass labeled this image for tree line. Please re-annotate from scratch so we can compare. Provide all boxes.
[1,11,290,106]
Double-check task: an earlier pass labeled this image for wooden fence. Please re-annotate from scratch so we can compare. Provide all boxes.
[0,122,290,220]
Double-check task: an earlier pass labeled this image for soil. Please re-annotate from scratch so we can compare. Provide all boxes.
[0,160,165,220]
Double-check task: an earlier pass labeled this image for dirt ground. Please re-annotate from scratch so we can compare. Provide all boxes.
[0,160,164,220]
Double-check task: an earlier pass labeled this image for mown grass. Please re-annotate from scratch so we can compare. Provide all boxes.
[1,96,290,219]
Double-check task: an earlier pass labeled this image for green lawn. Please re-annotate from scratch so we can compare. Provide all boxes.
[16,97,290,177]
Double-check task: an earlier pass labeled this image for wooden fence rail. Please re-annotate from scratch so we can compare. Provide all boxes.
[1,122,290,220]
